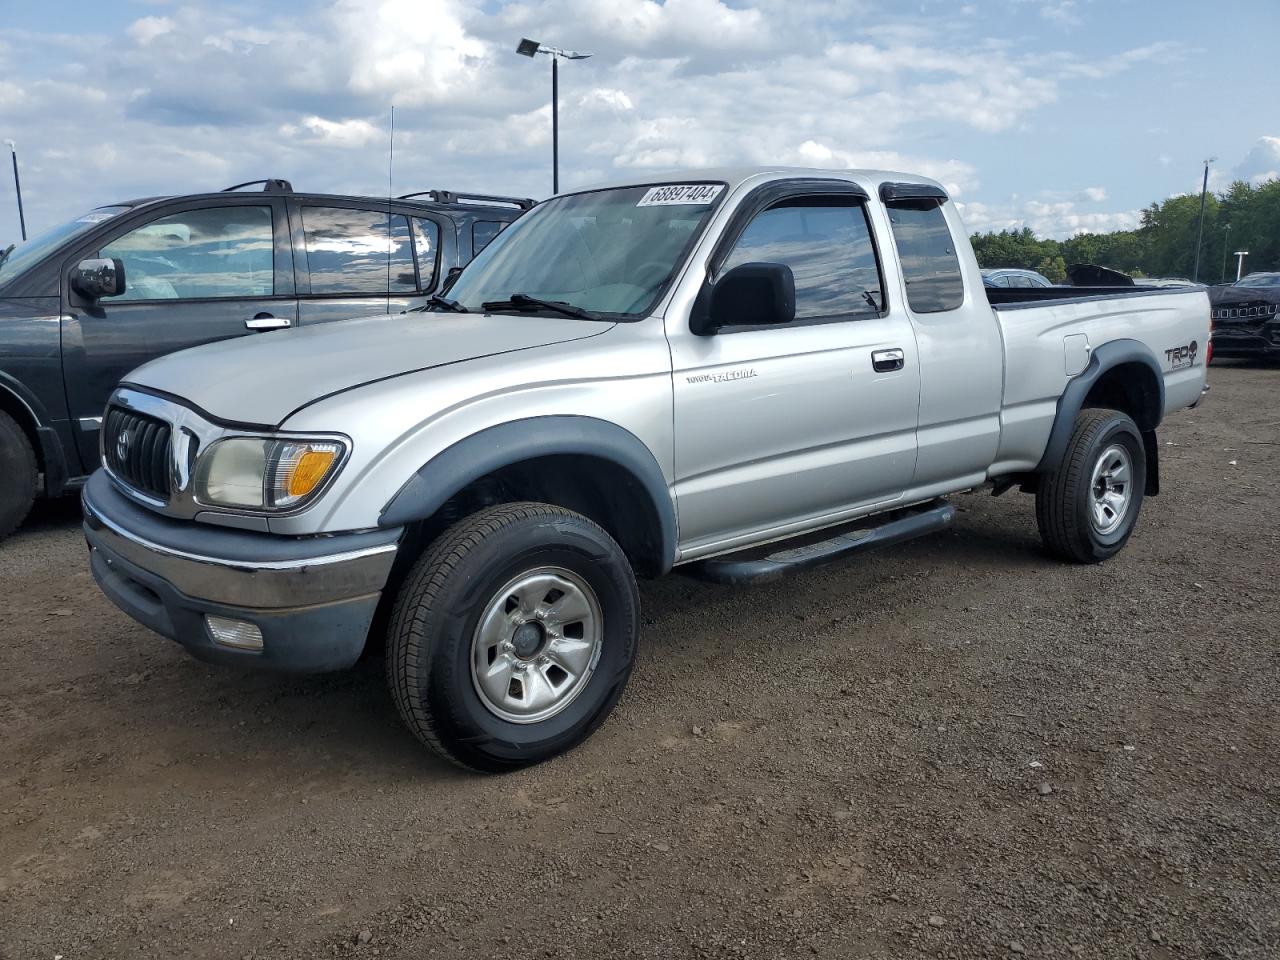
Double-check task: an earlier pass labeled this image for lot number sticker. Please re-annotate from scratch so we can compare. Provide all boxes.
[636,184,725,206]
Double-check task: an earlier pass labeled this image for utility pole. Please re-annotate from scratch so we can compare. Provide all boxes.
[1192,157,1214,283]
[4,139,26,242]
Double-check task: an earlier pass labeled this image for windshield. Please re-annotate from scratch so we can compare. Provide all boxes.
[0,206,130,289]
[445,183,726,317]
[1236,273,1280,288]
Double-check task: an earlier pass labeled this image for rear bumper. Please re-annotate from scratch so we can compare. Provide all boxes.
[82,470,401,672]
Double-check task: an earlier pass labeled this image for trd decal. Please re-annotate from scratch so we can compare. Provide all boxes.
[1165,341,1198,370]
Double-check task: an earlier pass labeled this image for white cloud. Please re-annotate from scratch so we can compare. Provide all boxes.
[280,116,385,148]
[127,16,174,46]
[498,0,769,58]
[958,197,1142,239]
[1234,136,1280,186]
[333,0,487,105]
[1078,186,1107,202]
[789,140,978,197]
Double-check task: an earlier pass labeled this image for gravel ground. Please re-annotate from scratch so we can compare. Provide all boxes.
[1,362,1277,960]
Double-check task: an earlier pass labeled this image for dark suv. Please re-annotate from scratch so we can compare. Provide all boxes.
[0,178,532,540]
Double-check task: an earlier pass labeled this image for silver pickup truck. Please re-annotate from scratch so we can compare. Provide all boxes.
[82,167,1209,771]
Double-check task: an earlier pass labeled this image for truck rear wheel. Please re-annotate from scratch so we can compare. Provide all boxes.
[0,410,38,542]
[1036,408,1146,563]
[386,502,640,772]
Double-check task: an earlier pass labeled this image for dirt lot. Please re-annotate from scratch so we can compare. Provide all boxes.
[2,363,1278,960]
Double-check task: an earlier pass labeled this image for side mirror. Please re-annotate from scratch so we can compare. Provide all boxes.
[71,258,126,300]
[692,261,795,335]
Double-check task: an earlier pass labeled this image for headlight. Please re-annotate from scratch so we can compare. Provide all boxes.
[193,437,346,511]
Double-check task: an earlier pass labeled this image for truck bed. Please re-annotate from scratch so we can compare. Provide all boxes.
[985,285,1204,309]
[985,284,1209,479]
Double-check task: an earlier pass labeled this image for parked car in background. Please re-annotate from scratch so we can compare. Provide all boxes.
[0,179,532,540]
[1209,271,1280,360]
[981,268,1053,288]
[1138,277,1197,289]
[81,166,1209,771]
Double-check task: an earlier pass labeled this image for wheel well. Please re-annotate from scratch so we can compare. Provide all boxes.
[405,455,668,578]
[1081,362,1162,496]
[1082,361,1162,431]
[363,454,669,658]
[0,386,45,478]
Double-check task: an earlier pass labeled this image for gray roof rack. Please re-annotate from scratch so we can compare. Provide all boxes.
[222,179,294,193]
[398,190,536,211]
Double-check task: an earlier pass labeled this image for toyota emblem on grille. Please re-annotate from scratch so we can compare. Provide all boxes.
[116,428,132,463]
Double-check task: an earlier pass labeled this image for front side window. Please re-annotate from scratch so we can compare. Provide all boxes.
[445,183,725,317]
[303,206,419,295]
[721,197,884,321]
[886,200,964,313]
[100,206,273,301]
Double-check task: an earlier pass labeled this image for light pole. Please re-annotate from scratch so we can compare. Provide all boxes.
[1234,251,1248,282]
[516,38,591,195]
[1192,156,1215,283]
[1220,223,1231,282]
[4,139,26,242]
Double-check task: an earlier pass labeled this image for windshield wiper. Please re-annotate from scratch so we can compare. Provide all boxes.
[411,294,468,313]
[0,244,13,270]
[481,293,600,321]
[862,289,881,312]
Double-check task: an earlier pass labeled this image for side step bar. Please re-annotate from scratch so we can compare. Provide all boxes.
[685,499,956,586]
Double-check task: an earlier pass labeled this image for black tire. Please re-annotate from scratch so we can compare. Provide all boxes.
[0,410,38,542]
[1036,408,1146,563]
[387,502,640,773]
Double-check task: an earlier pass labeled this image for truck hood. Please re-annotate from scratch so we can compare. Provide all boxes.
[123,312,615,427]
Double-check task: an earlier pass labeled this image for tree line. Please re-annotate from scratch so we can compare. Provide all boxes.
[970,178,1280,284]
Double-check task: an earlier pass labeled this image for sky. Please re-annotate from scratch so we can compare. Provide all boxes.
[1,0,1277,242]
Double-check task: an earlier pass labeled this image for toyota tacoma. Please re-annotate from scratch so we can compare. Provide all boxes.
[82,167,1210,771]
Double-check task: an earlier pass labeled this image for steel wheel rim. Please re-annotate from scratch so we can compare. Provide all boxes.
[470,566,604,724]
[1089,443,1133,535]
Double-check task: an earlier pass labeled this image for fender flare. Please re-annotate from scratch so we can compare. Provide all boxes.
[0,374,72,496]
[378,416,677,573]
[1034,338,1164,480]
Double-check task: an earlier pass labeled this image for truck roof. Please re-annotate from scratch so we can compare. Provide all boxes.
[569,166,949,197]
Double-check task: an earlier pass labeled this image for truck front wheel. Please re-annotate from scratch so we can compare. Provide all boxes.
[386,502,640,772]
[0,410,38,542]
[1036,408,1147,563]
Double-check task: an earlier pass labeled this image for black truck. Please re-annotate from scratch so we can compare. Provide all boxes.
[0,179,532,540]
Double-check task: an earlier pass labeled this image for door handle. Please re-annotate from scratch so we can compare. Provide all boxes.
[872,348,905,372]
[244,313,292,331]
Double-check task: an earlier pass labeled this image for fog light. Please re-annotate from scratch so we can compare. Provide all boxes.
[206,615,264,651]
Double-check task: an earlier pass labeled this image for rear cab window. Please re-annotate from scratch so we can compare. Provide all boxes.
[885,198,964,313]
[301,206,438,295]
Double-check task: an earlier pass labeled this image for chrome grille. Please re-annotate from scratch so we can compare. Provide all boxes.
[1211,303,1279,320]
[103,406,172,501]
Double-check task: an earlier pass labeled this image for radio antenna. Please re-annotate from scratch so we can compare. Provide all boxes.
[386,105,395,298]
